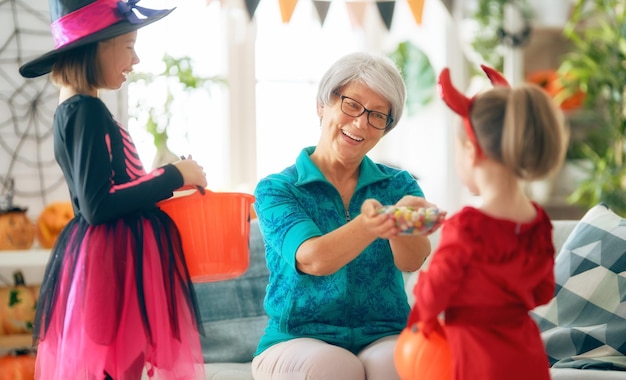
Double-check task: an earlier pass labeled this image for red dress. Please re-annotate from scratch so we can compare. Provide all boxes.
[408,204,554,380]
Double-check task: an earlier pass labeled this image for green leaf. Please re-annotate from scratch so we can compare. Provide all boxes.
[558,0,626,214]
[389,41,436,117]
[8,289,21,307]
[127,54,227,152]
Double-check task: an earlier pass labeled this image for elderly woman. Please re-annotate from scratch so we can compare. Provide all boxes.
[251,52,438,380]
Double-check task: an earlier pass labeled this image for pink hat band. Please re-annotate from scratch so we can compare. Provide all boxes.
[51,0,165,48]
[19,0,173,78]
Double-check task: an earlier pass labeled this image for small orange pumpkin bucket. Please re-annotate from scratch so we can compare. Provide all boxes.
[158,188,255,282]
[395,322,452,380]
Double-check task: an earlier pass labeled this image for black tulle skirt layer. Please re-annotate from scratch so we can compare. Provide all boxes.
[33,209,205,380]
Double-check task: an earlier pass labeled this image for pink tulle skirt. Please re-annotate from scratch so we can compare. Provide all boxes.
[33,210,205,380]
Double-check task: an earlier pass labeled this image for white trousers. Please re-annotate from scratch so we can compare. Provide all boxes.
[251,335,401,380]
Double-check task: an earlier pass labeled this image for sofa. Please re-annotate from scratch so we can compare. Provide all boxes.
[190,204,626,380]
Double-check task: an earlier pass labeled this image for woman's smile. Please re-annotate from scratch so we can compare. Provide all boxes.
[341,128,365,142]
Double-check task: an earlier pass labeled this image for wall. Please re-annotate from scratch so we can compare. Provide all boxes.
[0,0,468,230]
[0,0,124,224]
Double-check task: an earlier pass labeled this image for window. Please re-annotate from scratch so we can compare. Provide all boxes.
[130,0,229,189]
[132,0,455,208]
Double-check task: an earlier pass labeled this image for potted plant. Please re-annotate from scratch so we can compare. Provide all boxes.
[556,0,626,215]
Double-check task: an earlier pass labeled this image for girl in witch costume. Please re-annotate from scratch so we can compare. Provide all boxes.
[406,66,568,380]
[19,1,207,379]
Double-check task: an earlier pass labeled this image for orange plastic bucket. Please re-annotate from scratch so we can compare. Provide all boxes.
[158,188,255,282]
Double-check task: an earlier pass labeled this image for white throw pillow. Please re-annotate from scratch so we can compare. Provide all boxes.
[531,204,626,370]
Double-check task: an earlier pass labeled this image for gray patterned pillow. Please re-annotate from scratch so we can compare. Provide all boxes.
[193,219,269,363]
[531,204,626,370]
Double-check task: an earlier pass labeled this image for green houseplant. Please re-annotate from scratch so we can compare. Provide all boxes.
[467,0,533,72]
[388,40,437,116]
[128,54,226,168]
[556,0,626,215]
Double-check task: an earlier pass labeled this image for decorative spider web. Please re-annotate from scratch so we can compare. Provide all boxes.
[0,0,69,217]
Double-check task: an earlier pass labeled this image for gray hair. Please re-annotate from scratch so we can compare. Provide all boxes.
[316,52,406,133]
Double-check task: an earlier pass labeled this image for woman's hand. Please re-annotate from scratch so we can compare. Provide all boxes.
[395,195,438,209]
[360,198,401,240]
[379,196,445,272]
[172,157,207,189]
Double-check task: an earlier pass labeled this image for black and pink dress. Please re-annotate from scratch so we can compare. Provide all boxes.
[33,94,205,380]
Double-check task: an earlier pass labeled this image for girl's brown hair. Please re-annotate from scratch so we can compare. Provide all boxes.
[470,84,568,180]
[50,42,105,93]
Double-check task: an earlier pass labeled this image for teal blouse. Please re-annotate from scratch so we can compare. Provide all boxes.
[253,147,424,355]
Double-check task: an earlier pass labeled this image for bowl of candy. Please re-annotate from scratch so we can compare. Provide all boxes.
[380,206,446,235]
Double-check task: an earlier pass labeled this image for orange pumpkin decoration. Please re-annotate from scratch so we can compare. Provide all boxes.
[0,271,37,335]
[395,322,452,380]
[29,284,41,303]
[0,349,36,380]
[0,209,35,251]
[526,70,585,111]
[36,201,74,249]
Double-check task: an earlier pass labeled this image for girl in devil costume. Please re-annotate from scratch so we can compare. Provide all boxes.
[19,1,207,379]
[407,66,568,380]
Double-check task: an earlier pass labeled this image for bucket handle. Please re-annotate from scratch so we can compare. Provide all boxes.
[177,184,208,195]
[178,155,207,195]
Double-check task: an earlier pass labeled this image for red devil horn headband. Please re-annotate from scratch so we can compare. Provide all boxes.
[438,68,472,118]
[438,65,510,156]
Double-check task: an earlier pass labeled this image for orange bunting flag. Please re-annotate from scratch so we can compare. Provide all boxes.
[279,0,299,23]
[407,0,425,25]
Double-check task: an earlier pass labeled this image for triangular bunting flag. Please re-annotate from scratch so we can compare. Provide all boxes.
[312,0,331,26]
[345,1,368,29]
[244,0,261,20]
[441,0,454,15]
[407,0,425,25]
[376,1,395,30]
[279,0,299,23]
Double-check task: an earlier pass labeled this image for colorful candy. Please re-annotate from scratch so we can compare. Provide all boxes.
[379,206,445,235]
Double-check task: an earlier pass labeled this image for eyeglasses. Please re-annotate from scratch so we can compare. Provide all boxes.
[336,93,393,130]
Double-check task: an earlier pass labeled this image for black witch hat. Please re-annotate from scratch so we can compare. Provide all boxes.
[19,0,174,78]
